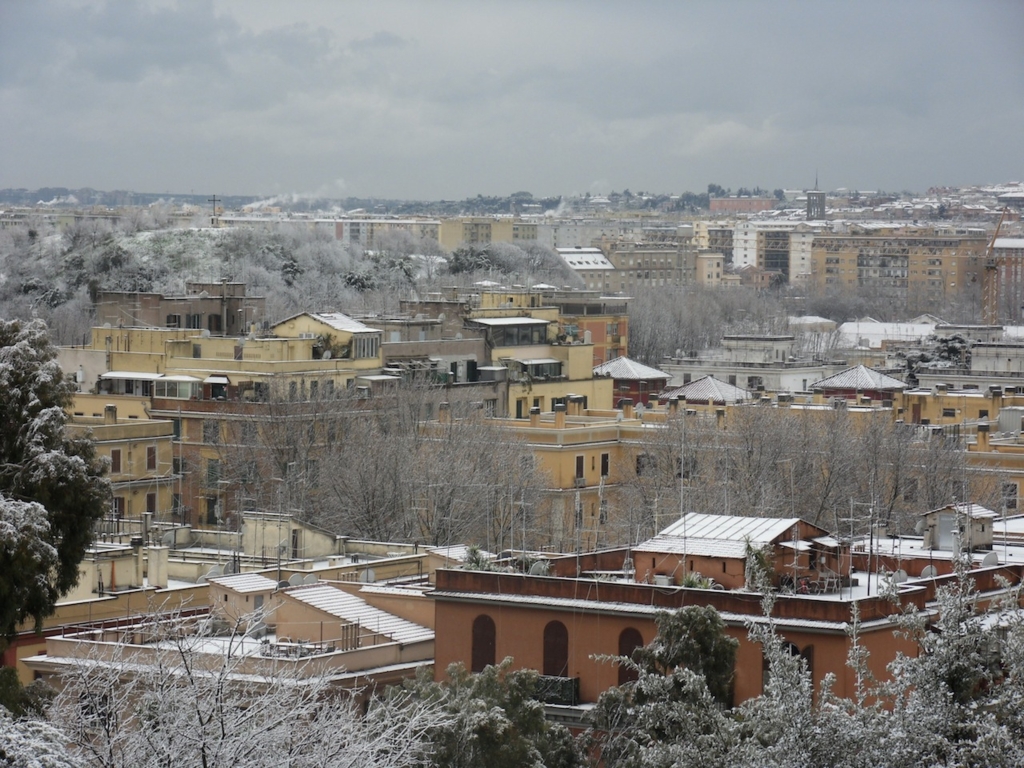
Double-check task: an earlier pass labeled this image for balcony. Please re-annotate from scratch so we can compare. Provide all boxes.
[534,675,580,706]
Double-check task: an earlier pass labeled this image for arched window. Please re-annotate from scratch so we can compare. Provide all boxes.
[618,627,644,685]
[543,620,569,677]
[471,614,496,673]
[800,644,814,681]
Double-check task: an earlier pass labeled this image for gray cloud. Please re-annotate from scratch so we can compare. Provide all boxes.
[1,0,1021,198]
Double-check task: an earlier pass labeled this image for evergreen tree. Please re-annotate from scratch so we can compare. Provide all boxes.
[0,319,108,641]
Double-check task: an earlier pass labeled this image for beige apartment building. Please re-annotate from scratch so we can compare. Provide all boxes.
[809,225,987,300]
[438,217,538,249]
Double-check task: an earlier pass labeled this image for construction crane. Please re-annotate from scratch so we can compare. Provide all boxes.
[981,207,1010,325]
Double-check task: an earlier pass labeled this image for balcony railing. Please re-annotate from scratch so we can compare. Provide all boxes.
[534,675,580,706]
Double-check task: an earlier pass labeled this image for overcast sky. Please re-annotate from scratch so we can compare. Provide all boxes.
[2,0,1022,201]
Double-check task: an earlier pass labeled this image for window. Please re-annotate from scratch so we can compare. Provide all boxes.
[165,314,181,328]
[146,492,156,515]
[146,446,157,471]
[173,457,186,475]
[110,449,121,473]
[172,493,182,517]
[575,455,585,480]
[1004,483,1018,511]
[636,454,656,476]
[471,615,496,672]
[203,420,220,444]
[601,453,610,477]
[206,458,220,486]
[618,628,644,685]
[543,621,569,677]
[112,496,125,518]
[192,344,202,359]
[942,408,956,418]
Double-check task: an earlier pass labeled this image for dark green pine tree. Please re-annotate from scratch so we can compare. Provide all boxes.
[0,319,108,643]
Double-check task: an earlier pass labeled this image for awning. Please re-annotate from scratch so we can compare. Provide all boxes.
[518,358,561,366]
[203,375,230,385]
[100,371,162,381]
[159,375,201,383]
[812,536,841,548]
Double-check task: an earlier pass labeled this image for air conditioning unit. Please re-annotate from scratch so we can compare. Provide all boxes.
[574,477,586,488]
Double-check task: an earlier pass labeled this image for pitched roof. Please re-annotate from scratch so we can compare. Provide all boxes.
[310,312,381,334]
[809,364,906,391]
[635,513,803,559]
[661,375,751,404]
[209,573,279,594]
[593,356,669,381]
[283,584,433,644]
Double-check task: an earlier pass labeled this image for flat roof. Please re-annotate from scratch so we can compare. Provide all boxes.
[468,317,550,327]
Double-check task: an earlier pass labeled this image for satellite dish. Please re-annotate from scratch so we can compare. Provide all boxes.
[161,532,175,546]
[455,332,463,340]
[921,565,938,578]
[201,329,211,338]
[303,573,318,584]
[982,551,999,567]
[207,565,223,578]
[197,575,208,584]
[529,560,549,576]
[288,573,304,586]
[914,519,925,535]
[322,350,331,359]
[438,313,446,321]
[223,561,237,575]
[358,568,376,583]
[102,322,112,329]
[277,580,290,589]
[892,569,908,584]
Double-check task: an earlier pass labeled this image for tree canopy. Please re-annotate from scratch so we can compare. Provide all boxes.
[0,319,108,642]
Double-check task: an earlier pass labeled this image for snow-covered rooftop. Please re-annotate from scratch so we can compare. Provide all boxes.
[661,375,752,404]
[309,312,382,334]
[209,573,279,594]
[593,356,668,381]
[810,364,906,391]
[283,584,433,645]
[635,513,804,559]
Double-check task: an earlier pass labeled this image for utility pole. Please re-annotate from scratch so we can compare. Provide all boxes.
[208,194,220,227]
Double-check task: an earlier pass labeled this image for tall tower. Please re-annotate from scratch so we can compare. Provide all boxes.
[806,191,826,220]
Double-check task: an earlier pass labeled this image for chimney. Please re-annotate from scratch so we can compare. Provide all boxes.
[554,402,567,429]
[620,398,634,419]
[990,385,1003,413]
[668,395,680,414]
[439,401,451,423]
[131,536,144,587]
[569,394,585,416]
[977,422,990,452]
[103,404,117,424]
[529,406,540,427]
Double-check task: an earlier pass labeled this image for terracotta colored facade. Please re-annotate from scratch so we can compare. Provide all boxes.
[432,568,926,706]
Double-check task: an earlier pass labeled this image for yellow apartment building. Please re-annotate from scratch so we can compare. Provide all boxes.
[438,217,538,249]
[67,394,177,522]
[809,225,986,300]
[475,288,630,365]
[64,313,388,527]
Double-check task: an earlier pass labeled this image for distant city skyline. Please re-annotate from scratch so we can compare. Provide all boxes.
[2,1,1022,201]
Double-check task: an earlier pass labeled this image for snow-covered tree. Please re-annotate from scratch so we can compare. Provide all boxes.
[0,319,108,641]
[404,658,582,768]
[48,610,450,768]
